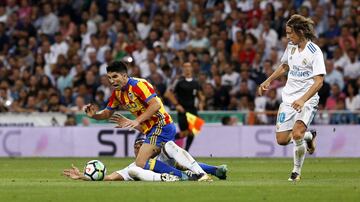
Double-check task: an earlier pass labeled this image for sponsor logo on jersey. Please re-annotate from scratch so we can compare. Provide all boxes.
[289,69,311,77]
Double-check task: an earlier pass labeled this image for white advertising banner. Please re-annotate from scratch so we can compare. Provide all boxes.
[0,127,141,157]
[190,125,360,157]
[0,113,67,127]
[0,125,359,157]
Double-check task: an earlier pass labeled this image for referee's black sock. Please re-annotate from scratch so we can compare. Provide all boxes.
[185,135,194,151]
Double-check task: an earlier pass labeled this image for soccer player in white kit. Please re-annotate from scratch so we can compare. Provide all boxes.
[63,137,227,182]
[63,138,180,182]
[258,14,326,181]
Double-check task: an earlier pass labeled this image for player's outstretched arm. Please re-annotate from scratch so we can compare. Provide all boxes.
[104,172,125,181]
[84,103,113,120]
[62,164,125,181]
[258,63,289,96]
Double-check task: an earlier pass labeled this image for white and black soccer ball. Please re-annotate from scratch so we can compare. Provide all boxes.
[83,160,107,181]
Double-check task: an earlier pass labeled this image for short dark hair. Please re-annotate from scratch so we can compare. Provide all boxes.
[106,61,128,73]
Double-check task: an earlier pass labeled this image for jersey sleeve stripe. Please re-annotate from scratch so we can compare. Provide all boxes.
[307,43,316,53]
[145,93,157,103]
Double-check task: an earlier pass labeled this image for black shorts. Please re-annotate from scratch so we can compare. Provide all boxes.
[177,108,198,131]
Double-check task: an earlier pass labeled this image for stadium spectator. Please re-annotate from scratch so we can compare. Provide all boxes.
[325,83,346,110]
[0,0,357,126]
[344,82,360,112]
[40,3,59,35]
[324,59,344,90]
[343,48,360,82]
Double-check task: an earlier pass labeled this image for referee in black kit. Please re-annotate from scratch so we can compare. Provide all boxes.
[165,62,205,151]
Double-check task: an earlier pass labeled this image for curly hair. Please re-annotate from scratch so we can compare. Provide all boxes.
[286,14,316,41]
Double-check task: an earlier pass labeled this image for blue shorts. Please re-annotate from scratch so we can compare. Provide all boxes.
[145,123,176,147]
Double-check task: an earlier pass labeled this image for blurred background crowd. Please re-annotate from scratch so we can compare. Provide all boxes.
[0,0,359,125]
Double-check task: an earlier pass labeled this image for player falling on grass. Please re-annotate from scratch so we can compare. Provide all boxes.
[63,137,227,182]
[258,14,326,181]
[84,61,212,181]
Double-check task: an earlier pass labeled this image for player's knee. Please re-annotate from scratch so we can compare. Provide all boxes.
[292,131,303,140]
[164,141,180,156]
[276,139,289,146]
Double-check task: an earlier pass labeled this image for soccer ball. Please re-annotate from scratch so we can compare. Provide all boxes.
[83,160,107,181]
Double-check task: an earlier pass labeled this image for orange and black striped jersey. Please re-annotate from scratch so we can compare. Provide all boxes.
[106,77,173,134]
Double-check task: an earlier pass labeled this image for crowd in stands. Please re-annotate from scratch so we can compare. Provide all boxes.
[0,0,359,125]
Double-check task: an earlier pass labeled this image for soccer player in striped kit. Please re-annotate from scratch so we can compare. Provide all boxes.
[85,61,212,181]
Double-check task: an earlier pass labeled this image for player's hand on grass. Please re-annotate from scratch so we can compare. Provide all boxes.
[84,104,97,118]
[291,99,305,112]
[258,81,270,96]
[63,164,82,180]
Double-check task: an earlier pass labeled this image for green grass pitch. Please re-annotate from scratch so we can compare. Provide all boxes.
[1,157,359,202]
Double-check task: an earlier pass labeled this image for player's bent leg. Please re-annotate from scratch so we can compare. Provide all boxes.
[128,166,179,182]
[163,141,213,182]
[139,123,196,181]
[276,131,292,145]
[289,121,307,182]
[136,143,185,179]
[135,143,161,168]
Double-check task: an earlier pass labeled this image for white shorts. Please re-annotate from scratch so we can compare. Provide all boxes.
[276,102,317,132]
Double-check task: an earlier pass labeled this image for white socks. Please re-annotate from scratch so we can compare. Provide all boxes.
[303,131,313,141]
[164,141,205,175]
[128,166,162,181]
[292,139,307,174]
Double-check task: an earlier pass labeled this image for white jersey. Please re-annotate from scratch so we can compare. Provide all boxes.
[280,41,326,104]
[115,151,174,181]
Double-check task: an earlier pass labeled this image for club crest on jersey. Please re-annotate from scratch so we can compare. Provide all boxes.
[291,47,296,55]
[302,59,307,65]
[128,92,134,100]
